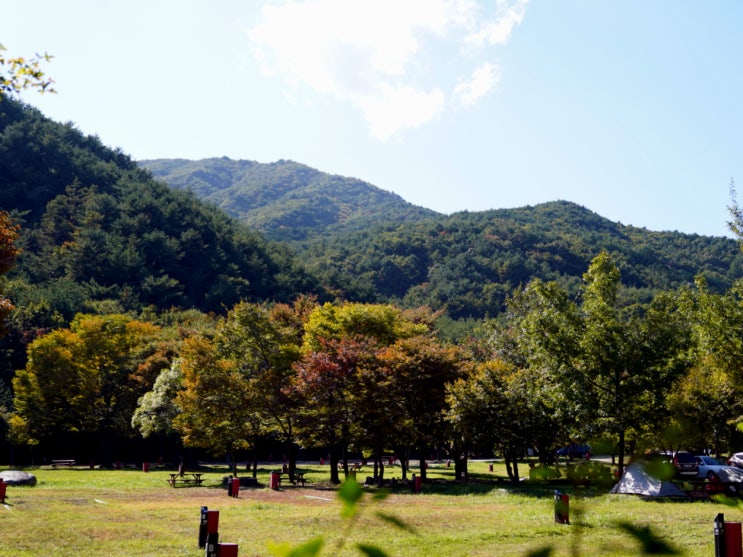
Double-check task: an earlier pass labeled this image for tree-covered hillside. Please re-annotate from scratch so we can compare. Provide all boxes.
[296,203,741,319]
[144,158,742,320]
[140,157,439,242]
[0,99,319,326]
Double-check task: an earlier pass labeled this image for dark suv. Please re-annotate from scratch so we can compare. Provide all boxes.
[673,451,699,478]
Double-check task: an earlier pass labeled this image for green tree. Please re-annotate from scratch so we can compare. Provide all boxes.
[174,335,262,474]
[666,277,743,453]
[216,300,306,478]
[507,253,690,475]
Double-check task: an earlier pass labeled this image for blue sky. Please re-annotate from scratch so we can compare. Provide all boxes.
[2,1,741,237]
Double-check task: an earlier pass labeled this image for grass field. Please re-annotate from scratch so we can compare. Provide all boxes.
[0,460,736,556]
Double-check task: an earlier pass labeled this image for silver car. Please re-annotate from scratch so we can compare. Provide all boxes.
[727,452,743,469]
[696,455,731,479]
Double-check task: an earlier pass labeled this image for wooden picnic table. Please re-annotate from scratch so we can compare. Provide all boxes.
[168,472,203,487]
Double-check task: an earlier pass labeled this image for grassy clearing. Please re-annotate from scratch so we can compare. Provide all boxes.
[0,460,736,556]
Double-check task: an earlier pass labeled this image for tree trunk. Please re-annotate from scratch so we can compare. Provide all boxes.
[511,457,520,481]
[286,441,297,484]
[419,443,428,481]
[376,443,385,487]
[228,451,237,476]
[617,428,626,478]
[329,444,341,484]
[397,445,409,480]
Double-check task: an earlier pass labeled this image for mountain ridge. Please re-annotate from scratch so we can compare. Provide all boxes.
[141,157,439,242]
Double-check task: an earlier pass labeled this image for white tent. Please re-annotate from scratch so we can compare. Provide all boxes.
[610,462,687,498]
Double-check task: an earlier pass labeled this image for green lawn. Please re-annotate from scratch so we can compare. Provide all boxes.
[0,460,736,556]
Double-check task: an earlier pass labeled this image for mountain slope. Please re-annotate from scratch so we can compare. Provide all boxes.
[140,157,439,242]
[0,99,318,321]
[296,201,742,318]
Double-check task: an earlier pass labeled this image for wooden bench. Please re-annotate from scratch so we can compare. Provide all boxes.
[167,473,204,487]
[51,459,75,468]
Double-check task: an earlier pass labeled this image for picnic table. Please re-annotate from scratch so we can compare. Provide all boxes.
[168,473,203,487]
[51,459,75,468]
[271,471,307,488]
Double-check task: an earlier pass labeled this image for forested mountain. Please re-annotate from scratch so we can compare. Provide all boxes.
[0,99,319,331]
[143,158,743,320]
[140,157,439,242]
[1,96,741,336]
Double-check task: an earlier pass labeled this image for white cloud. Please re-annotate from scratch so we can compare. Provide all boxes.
[359,84,445,140]
[454,62,501,106]
[249,0,528,140]
[464,0,529,47]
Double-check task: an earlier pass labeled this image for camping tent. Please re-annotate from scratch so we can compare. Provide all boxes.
[610,462,686,498]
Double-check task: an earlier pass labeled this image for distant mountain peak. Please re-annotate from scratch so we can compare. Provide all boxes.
[140,157,439,242]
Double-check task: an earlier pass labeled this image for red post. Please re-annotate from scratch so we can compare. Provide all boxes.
[206,510,220,535]
[231,477,240,498]
[218,543,239,556]
[270,471,281,490]
[725,522,743,557]
[554,491,570,524]
[142,462,149,473]
[0,480,6,504]
[489,463,494,472]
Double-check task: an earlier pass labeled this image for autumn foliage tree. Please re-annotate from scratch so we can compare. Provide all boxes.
[10,314,167,463]
[173,300,307,476]
[378,335,463,481]
[291,337,378,484]
[0,211,20,336]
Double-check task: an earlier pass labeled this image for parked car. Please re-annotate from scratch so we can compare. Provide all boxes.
[672,451,699,478]
[706,466,743,497]
[696,455,731,479]
[727,452,743,469]
[556,444,591,460]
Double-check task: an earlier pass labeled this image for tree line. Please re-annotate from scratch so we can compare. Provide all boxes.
[5,244,743,483]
